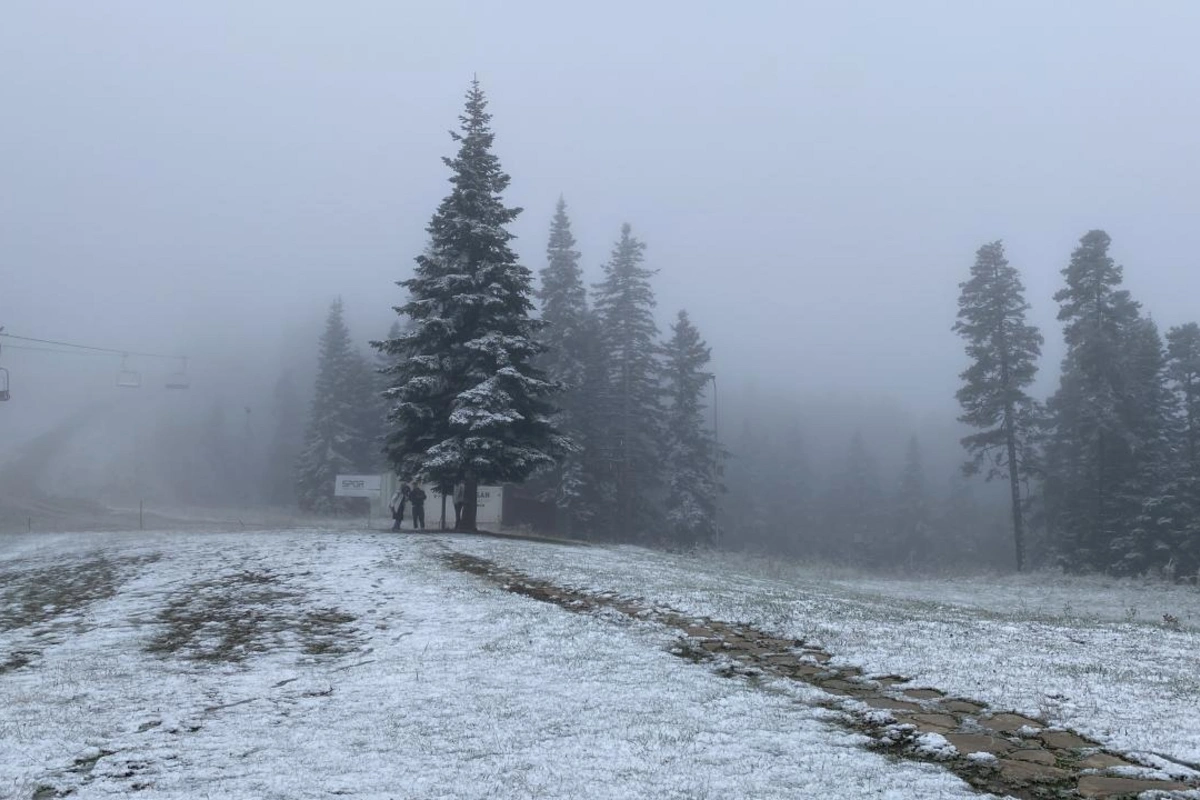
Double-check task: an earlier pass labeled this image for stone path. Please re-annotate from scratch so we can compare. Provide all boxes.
[445,552,1196,800]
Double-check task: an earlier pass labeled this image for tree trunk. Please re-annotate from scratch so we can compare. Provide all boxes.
[460,476,479,532]
[1004,406,1025,572]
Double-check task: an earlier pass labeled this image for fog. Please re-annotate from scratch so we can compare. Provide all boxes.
[3,2,1200,519]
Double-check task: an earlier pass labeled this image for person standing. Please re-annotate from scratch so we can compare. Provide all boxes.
[453,482,465,530]
[409,484,427,530]
[389,483,409,531]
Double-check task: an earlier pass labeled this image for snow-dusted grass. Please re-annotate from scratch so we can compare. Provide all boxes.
[450,538,1200,769]
[1,530,987,800]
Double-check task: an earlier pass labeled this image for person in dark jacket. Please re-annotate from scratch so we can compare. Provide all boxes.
[409,484,427,530]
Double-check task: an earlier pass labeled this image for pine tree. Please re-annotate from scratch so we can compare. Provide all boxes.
[890,436,932,567]
[661,310,719,547]
[536,197,602,534]
[374,81,566,530]
[1112,317,1180,574]
[953,240,1043,571]
[593,223,663,540]
[1166,322,1200,576]
[296,298,375,514]
[1044,230,1143,571]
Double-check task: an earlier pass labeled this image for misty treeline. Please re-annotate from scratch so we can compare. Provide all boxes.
[258,81,1199,579]
[953,231,1200,579]
[722,232,1200,579]
[276,82,718,545]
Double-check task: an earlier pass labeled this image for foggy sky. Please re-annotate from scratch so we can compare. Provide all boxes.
[4,1,1200,453]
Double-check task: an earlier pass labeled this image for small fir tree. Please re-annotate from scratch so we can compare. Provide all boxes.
[1112,318,1181,574]
[1166,322,1200,576]
[661,310,720,547]
[592,223,664,540]
[536,197,603,534]
[296,298,375,513]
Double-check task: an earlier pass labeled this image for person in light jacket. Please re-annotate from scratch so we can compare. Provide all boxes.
[389,483,409,531]
[453,482,466,530]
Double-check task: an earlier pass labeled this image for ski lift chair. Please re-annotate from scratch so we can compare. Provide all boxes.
[116,355,142,388]
[165,357,190,390]
[0,366,9,401]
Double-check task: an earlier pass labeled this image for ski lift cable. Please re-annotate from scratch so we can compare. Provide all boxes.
[0,332,186,362]
[0,343,120,357]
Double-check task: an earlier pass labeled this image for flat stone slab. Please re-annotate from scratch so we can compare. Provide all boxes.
[865,698,923,713]
[1076,752,1133,770]
[1039,730,1094,750]
[821,679,863,693]
[1009,749,1057,765]
[903,688,944,700]
[873,675,908,686]
[983,713,1043,733]
[941,699,985,714]
[997,759,1070,784]
[909,713,958,731]
[1076,775,1189,797]
[944,734,1014,755]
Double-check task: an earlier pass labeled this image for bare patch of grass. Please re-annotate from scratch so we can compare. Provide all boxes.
[0,553,158,633]
[145,569,361,663]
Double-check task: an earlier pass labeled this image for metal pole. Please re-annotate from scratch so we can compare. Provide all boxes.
[710,374,719,479]
[139,500,144,530]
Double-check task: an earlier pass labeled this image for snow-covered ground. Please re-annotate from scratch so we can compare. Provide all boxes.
[449,539,1200,769]
[0,529,1196,799]
[1,530,986,800]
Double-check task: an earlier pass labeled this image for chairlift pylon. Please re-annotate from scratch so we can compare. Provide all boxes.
[116,354,141,389]
[165,356,190,390]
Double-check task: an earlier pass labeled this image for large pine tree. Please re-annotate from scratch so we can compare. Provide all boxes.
[536,197,603,534]
[593,223,663,540]
[1044,230,1144,570]
[953,240,1043,571]
[375,81,566,530]
[661,310,720,547]
[296,298,376,513]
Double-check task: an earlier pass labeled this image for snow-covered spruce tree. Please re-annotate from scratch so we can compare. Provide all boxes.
[1043,230,1143,571]
[593,223,664,541]
[661,310,720,548]
[1166,322,1200,576]
[1112,317,1181,574]
[890,435,932,567]
[373,81,567,531]
[296,298,376,513]
[535,197,603,534]
[952,240,1043,571]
